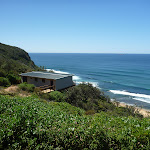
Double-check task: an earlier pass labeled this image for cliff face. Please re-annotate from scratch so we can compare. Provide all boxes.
[0,43,39,75]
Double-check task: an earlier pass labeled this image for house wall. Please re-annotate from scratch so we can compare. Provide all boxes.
[55,76,74,90]
[21,76,73,90]
[21,76,54,87]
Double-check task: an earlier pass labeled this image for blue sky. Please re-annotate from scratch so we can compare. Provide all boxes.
[0,0,150,53]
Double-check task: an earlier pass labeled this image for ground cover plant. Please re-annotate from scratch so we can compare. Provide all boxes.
[0,95,150,149]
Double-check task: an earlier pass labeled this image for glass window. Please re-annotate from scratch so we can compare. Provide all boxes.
[35,78,38,82]
[51,80,53,86]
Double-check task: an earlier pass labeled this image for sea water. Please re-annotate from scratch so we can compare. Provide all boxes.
[29,53,150,109]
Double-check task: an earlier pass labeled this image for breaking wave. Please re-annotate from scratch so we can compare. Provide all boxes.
[75,81,99,88]
[46,69,70,75]
[110,90,150,104]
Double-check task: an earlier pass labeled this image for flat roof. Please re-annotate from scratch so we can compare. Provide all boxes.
[20,71,73,80]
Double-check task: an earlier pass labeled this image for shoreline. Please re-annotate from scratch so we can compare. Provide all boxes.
[1,85,150,117]
[115,101,150,117]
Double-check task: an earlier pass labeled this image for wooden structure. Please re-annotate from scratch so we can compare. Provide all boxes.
[20,71,74,91]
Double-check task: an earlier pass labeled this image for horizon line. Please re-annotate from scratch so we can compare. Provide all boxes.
[28,52,150,54]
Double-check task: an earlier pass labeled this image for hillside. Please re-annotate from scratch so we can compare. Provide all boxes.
[0,43,39,73]
[0,43,40,86]
[0,42,150,149]
[1,95,150,149]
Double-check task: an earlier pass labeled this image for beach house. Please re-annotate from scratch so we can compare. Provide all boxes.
[20,71,74,91]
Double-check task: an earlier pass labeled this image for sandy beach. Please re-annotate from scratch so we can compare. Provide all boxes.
[118,102,150,117]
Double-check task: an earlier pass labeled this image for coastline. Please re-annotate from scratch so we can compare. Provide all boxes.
[30,53,150,111]
[48,69,150,117]
[116,101,150,117]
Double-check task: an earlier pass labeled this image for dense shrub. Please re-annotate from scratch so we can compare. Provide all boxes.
[26,83,142,118]
[0,95,150,150]
[62,83,142,118]
[49,91,65,102]
[34,87,41,94]
[65,83,104,102]
[0,68,7,77]
[64,83,111,110]
[36,91,65,102]
[18,82,35,92]
[85,109,96,115]
[7,74,21,84]
[0,77,10,87]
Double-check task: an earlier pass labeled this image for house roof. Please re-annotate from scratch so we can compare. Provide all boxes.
[20,71,73,80]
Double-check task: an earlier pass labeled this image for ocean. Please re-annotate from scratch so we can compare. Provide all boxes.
[29,53,150,109]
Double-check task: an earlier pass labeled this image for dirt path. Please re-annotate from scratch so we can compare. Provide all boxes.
[4,85,19,93]
[1,85,30,97]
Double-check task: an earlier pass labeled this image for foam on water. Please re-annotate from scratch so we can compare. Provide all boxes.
[88,82,99,88]
[110,90,150,104]
[110,90,150,99]
[73,76,81,81]
[132,98,150,104]
[75,81,99,88]
[46,69,70,75]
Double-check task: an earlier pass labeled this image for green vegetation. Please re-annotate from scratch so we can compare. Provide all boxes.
[0,42,149,149]
[18,82,35,92]
[0,43,41,86]
[36,83,142,118]
[0,95,150,149]
[49,91,65,102]
[0,77,10,87]
[7,74,21,84]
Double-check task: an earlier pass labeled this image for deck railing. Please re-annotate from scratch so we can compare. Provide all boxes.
[39,85,55,90]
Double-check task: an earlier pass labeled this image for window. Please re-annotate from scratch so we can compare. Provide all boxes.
[42,79,45,83]
[50,80,53,86]
[35,78,38,82]
[23,76,27,82]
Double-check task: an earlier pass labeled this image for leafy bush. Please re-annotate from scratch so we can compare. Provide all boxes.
[85,109,96,115]
[36,91,65,102]
[49,91,65,102]
[62,83,142,118]
[34,87,41,94]
[65,83,104,102]
[64,83,111,111]
[18,82,35,92]
[0,68,7,77]
[7,74,21,84]
[0,95,150,149]
[0,77,10,87]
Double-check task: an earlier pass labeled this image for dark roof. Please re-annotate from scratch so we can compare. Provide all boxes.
[20,71,73,80]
